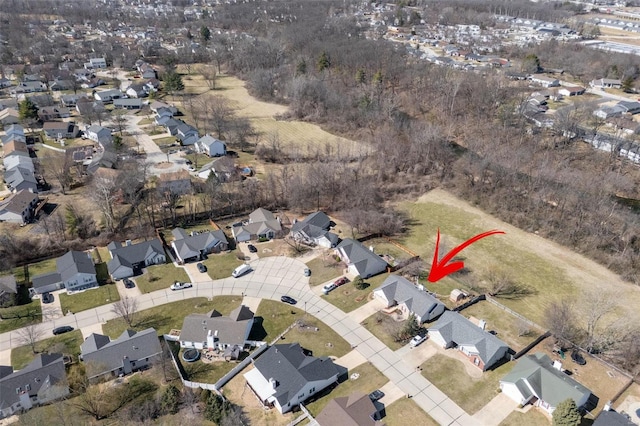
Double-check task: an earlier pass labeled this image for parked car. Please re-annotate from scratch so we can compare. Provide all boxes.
[170,281,193,291]
[197,262,207,273]
[232,264,252,278]
[322,283,337,295]
[304,268,311,277]
[123,278,135,288]
[409,334,427,348]
[571,350,586,366]
[52,326,74,335]
[334,277,348,287]
[281,295,297,305]
[369,390,385,401]
[42,293,53,304]
[247,244,258,253]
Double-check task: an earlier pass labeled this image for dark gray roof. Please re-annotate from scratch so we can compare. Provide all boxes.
[179,305,254,347]
[428,311,509,366]
[80,329,161,379]
[377,275,444,322]
[593,411,636,426]
[336,239,388,278]
[501,353,592,409]
[0,275,17,295]
[113,98,142,107]
[253,343,341,407]
[107,239,164,274]
[0,190,38,215]
[56,251,96,282]
[5,167,37,189]
[303,212,331,230]
[31,272,62,289]
[249,208,275,223]
[171,228,227,260]
[0,354,68,412]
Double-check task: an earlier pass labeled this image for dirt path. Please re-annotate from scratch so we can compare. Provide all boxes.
[417,189,640,322]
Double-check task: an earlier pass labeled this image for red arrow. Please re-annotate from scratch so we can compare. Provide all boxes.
[428,229,505,283]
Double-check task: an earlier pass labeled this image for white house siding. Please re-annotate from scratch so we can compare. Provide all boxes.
[429,331,449,348]
[65,272,98,292]
[273,376,338,414]
[0,211,24,223]
[500,382,527,405]
[111,265,134,281]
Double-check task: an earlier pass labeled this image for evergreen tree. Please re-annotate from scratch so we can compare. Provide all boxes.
[317,51,330,72]
[200,25,211,43]
[353,275,367,290]
[160,385,181,415]
[163,71,184,95]
[622,76,635,93]
[355,69,366,85]
[552,398,581,426]
[19,97,38,121]
[522,53,541,73]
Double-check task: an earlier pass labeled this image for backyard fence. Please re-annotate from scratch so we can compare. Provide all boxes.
[214,343,269,390]
[453,294,486,312]
[513,331,551,359]
[485,295,545,331]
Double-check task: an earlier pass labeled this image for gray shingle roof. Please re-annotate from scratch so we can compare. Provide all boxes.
[428,311,509,366]
[171,228,228,261]
[249,208,275,223]
[0,275,17,295]
[252,343,341,407]
[501,353,592,409]
[31,272,62,290]
[316,391,385,426]
[377,275,445,322]
[336,239,388,278]
[107,239,164,274]
[56,251,96,282]
[179,305,254,347]
[80,329,161,379]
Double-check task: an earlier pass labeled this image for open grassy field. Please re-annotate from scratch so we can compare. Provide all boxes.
[202,251,244,280]
[396,189,640,327]
[304,362,389,417]
[59,284,120,314]
[11,329,83,370]
[323,273,390,313]
[499,409,550,426]
[420,354,512,414]
[385,398,440,426]
[135,263,191,294]
[102,296,242,338]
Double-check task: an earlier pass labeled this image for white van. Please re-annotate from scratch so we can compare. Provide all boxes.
[232,264,251,278]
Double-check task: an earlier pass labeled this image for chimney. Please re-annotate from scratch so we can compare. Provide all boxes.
[269,378,277,389]
[208,330,212,336]
[214,330,219,337]
[478,320,486,330]
[604,402,612,412]
[125,239,132,246]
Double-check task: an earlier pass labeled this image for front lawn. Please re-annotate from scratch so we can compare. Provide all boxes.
[102,296,242,338]
[202,251,244,280]
[362,312,424,351]
[384,398,440,426]
[304,362,389,417]
[251,299,303,343]
[323,273,389,313]
[135,263,190,294]
[59,284,120,314]
[306,255,343,286]
[153,136,176,146]
[11,330,83,370]
[420,354,512,414]
[0,299,42,333]
[499,409,550,426]
[283,316,351,358]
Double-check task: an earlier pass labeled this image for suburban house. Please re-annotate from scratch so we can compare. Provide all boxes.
[176,123,199,146]
[593,408,636,426]
[171,227,229,263]
[4,152,35,172]
[125,83,148,98]
[3,140,29,156]
[113,98,143,110]
[500,353,593,414]
[30,251,98,295]
[316,392,385,426]
[590,78,622,89]
[594,104,626,120]
[244,343,343,414]
[530,75,560,87]
[0,190,39,225]
[156,170,192,196]
[150,101,177,115]
[0,108,19,126]
[0,275,17,306]
[42,122,80,139]
[84,57,107,69]
[232,208,283,242]
[37,106,70,121]
[3,124,25,141]
[617,101,640,115]
[196,135,227,156]
[197,157,237,182]
[10,81,47,94]
[85,125,113,145]
[80,328,162,382]
[179,305,254,352]
[290,211,339,248]
[428,311,509,371]
[93,89,123,103]
[373,275,446,323]
[4,167,38,193]
[107,239,166,280]
[60,94,85,107]
[0,354,69,419]
[335,239,388,279]
[558,86,585,97]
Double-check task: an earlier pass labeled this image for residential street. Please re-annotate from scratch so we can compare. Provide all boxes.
[0,256,514,425]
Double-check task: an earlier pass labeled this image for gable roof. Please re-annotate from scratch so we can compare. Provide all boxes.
[336,239,388,278]
[593,410,636,426]
[0,190,38,215]
[249,208,276,223]
[178,305,254,346]
[428,311,509,365]
[171,228,228,260]
[377,275,444,321]
[0,275,17,295]
[107,239,165,274]
[501,353,591,409]
[80,329,161,378]
[197,135,226,149]
[56,251,96,282]
[251,343,341,407]
[316,391,385,426]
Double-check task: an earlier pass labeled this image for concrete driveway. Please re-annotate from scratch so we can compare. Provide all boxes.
[114,277,142,298]
[335,349,367,369]
[40,290,64,319]
[394,338,439,369]
[182,262,209,284]
[348,298,385,323]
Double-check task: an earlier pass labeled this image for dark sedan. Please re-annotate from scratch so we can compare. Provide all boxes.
[52,326,74,335]
[248,244,258,253]
[123,278,135,288]
[197,262,207,273]
[281,295,297,305]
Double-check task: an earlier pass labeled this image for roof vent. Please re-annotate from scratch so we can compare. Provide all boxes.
[553,360,563,371]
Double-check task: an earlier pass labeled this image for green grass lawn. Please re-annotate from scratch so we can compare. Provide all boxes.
[306,256,343,286]
[138,117,153,125]
[0,301,42,333]
[11,330,83,370]
[420,354,512,414]
[323,273,390,313]
[153,136,176,145]
[202,251,244,280]
[135,263,191,294]
[252,299,304,343]
[499,409,550,426]
[283,316,351,358]
[185,152,212,169]
[361,312,424,351]
[95,246,111,264]
[460,301,544,352]
[14,258,58,284]
[304,362,389,416]
[58,284,120,314]
[397,198,577,325]
[102,296,242,338]
[384,398,440,426]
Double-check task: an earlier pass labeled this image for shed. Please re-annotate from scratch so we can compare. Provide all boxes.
[450,289,466,303]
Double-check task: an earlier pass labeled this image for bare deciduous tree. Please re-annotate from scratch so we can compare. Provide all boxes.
[545,299,578,343]
[17,323,44,353]
[111,295,139,328]
[582,289,619,353]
